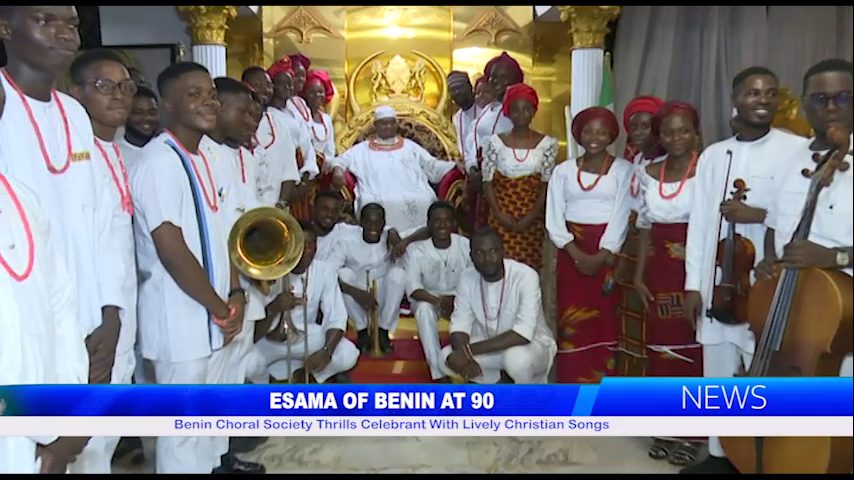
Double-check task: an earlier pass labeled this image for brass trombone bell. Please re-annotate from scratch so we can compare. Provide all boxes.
[228,207,305,294]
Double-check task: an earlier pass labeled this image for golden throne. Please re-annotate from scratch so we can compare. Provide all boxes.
[335,50,467,216]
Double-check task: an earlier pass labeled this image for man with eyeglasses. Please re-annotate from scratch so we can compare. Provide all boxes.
[68,48,141,473]
[758,58,853,372]
[0,6,131,474]
[681,66,809,474]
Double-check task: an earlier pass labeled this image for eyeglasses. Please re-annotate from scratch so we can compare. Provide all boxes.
[805,90,853,109]
[86,78,138,97]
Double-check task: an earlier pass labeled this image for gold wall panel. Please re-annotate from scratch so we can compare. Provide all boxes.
[258,6,571,159]
[226,15,263,80]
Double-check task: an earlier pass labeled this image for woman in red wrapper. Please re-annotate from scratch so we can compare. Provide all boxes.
[482,83,557,271]
[632,101,705,466]
[546,106,633,384]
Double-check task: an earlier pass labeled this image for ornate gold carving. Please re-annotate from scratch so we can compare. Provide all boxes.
[458,7,523,46]
[370,54,429,103]
[177,6,238,46]
[558,6,620,50]
[347,50,448,116]
[773,87,814,138]
[264,5,342,44]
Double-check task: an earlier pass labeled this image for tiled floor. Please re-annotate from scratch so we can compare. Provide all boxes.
[114,436,696,473]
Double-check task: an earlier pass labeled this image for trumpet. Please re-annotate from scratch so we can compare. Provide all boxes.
[366,270,383,358]
[229,206,309,383]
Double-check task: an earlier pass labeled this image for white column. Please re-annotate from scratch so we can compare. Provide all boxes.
[568,48,604,159]
[193,44,227,78]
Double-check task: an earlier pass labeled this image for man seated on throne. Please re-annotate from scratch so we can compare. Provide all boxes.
[329,105,456,233]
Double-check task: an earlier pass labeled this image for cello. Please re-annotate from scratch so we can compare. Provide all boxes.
[707,177,756,325]
[720,126,854,474]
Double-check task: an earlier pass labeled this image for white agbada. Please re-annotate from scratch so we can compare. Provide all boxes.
[315,222,347,264]
[684,128,809,352]
[254,109,301,206]
[92,138,138,385]
[325,223,407,332]
[766,135,853,378]
[328,137,455,233]
[545,156,634,253]
[439,259,557,384]
[452,105,477,157]
[281,98,319,180]
[463,101,513,171]
[404,234,473,379]
[0,72,132,474]
[308,111,336,161]
[0,175,88,474]
[114,132,144,167]
[245,259,360,383]
[130,132,233,473]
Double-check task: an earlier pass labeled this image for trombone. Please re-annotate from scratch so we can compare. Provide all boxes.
[228,206,311,383]
[366,270,384,358]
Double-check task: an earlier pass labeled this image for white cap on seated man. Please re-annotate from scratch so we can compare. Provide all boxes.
[327,103,456,233]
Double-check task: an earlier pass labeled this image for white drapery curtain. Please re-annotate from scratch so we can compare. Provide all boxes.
[612,6,853,150]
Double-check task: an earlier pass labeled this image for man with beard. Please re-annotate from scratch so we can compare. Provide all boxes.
[115,85,159,165]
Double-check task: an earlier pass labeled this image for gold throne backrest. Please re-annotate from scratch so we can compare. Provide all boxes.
[336,50,458,159]
[772,86,813,138]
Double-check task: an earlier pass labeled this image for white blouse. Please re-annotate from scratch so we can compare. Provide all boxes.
[545,156,633,253]
[635,166,697,229]
[482,134,558,182]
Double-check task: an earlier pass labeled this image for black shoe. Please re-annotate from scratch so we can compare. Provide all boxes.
[213,453,266,474]
[357,329,370,353]
[329,372,352,384]
[379,328,394,354]
[228,437,268,454]
[679,455,738,474]
[112,436,145,466]
[497,370,515,384]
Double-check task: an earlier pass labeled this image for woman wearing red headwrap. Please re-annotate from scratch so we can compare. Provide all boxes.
[462,53,522,230]
[545,106,633,383]
[286,53,313,127]
[631,101,705,465]
[482,83,557,270]
[623,95,666,209]
[265,56,318,215]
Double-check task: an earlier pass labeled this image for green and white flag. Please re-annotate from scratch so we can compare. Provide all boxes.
[599,52,615,113]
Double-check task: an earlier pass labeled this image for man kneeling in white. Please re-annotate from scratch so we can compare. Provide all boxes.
[441,228,557,383]
[405,201,472,382]
[246,222,359,383]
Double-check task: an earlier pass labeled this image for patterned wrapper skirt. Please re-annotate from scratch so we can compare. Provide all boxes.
[642,222,703,376]
[487,172,544,271]
[555,222,620,383]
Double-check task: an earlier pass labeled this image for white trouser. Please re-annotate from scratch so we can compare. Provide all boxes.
[68,348,137,474]
[413,301,447,380]
[245,323,359,383]
[152,356,229,474]
[703,342,754,458]
[340,267,406,332]
[439,341,554,384]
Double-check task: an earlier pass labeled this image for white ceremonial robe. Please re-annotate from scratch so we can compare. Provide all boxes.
[683,129,808,459]
[114,133,144,168]
[130,132,233,474]
[463,101,512,171]
[440,259,557,384]
[0,71,132,474]
[0,176,88,474]
[767,135,853,377]
[254,109,301,207]
[452,105,477,157]
[328,137,455,233]
[309,111,336,162]
[326,224,407,332]
[245,259,359,383]
[315,222,347,264]
[545,156,634,253]
[281,98,319,180]
[628,151,665,212]
[404,234,472,379]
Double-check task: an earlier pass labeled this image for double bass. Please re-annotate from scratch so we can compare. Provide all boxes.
[721,126,854,474]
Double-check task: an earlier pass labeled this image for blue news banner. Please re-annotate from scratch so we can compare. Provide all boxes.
[0,378,851,437]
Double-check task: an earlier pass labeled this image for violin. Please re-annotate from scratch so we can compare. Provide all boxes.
[707,178,756,325]
[720,126,853,474]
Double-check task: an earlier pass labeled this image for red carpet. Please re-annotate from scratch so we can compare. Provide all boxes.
[344,317,450,384]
